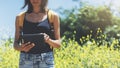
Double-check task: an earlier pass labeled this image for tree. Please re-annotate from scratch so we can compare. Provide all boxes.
[60,5,113,38]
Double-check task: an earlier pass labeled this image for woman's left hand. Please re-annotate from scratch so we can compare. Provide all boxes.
[41,33,50,43]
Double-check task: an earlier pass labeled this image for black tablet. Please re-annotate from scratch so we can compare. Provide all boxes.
[21,33,45,46]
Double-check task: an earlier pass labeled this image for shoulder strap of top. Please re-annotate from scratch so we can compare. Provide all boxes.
[47,9,55,35]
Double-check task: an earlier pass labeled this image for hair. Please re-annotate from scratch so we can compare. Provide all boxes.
[22,0,48,13]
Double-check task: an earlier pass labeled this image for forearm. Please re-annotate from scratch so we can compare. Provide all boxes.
[13,42,21,51]
[47,39,61,48]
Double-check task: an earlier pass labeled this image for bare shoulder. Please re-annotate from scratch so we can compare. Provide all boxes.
[15,11,26,27]
[50,10,60,26]
[17,11,26,17]
[48,10,60,23]
[49,10,59,18]
[52,10,59,18]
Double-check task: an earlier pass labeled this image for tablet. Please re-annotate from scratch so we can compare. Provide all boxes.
[21,33,45,46]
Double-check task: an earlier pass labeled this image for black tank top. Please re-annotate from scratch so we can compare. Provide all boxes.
[21,14,53,54]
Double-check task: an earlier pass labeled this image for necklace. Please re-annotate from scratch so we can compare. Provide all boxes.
[32,12,44,18]
[31,12,45,22]
[26,12,46,23]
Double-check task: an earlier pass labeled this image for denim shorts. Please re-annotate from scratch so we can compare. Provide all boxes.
[19,52,54,68]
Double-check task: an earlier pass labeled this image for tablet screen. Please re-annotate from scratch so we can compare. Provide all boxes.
[22,34,45,46]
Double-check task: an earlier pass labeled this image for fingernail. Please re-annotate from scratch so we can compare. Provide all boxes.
[32,43,35,46]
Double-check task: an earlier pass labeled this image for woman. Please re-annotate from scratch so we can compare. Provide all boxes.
[13,0,61,68]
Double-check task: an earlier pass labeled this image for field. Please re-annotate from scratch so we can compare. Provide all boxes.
[0,38,120,68]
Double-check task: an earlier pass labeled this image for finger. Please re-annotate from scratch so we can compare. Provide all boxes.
[31,43,35,47]
[40,33,44,35]
[25,45,35,52]
[23,43,35,52]
[44,36,50,43]
[43,33,48,38]
[21,42,31,47]
[24,44,34,50]
[44,35,47,38]
[21,44,26,47]
[23,43,35,51]
[45,35,49,40]
[42,33,47,36]
[24,42,31,46]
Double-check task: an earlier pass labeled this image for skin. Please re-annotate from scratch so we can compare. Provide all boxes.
[13,0,61,52]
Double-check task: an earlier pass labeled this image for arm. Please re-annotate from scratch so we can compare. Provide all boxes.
[13,16,35,52]
[13,16,22,51]
[45,13,61,48]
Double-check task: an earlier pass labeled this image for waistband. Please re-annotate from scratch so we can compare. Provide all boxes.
[21,51,53,55]
[20,51,53,56]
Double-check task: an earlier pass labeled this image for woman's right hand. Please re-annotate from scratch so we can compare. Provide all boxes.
[19,42,35,52]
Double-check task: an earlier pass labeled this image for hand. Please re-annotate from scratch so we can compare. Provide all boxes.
[40,33,50,43]
[19,42,35,52]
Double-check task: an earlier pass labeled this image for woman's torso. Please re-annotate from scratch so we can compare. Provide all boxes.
[21,12,53,54]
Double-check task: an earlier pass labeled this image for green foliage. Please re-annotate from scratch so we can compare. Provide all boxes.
[104,16,120,38]
[78,6,112,30]
[55,38,120,68]
[59,3,120,41]
[0,46,19,68]
[1,37,120,68]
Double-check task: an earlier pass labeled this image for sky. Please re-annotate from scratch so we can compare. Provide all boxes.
[0,0,79,39]
[0,0,120,40]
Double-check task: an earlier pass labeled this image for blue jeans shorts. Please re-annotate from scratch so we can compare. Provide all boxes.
[19,52,54,68]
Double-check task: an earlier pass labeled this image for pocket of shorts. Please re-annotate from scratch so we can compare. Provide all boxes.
[45,53,54,65]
